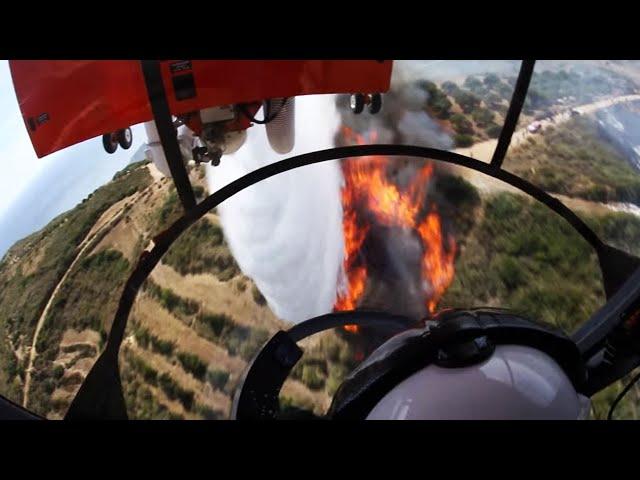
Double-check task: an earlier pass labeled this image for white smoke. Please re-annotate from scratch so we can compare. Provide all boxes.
[203,62,488,324]
[206,95,344,323]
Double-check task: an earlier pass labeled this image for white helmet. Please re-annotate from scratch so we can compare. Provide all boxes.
[327,309,590,420]
[233,309,590,420]
[367,344,591,420]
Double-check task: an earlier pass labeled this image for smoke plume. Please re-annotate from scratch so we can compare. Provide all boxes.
[205,62,464,324]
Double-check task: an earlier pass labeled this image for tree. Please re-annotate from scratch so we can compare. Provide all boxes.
[427,90,452,119]
[450,113,475,135]
[454,134,474,148]
[486,123,503,139]
[177,352,207,380]
[251,284,267,305]
[301,364,325,390]
[472,107,495,128]
[206,369,230,391]
[524,87,551,112]
[441,81,459,95]
[486,92,504,109]
[417,80,438,94]
[496,81,513,100]
[453,90,481,114]
[464,76,483,91]
[484,73,501,88]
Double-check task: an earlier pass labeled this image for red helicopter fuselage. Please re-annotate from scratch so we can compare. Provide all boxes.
[9,60,393,158]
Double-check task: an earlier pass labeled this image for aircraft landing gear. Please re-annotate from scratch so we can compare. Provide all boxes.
[369,93,382,114]
[102,132,118,154]
[102,127,133,154]
[117,128,132,149]
[350,93,365,114]
[192,146,208,163]
[350,93,382,115]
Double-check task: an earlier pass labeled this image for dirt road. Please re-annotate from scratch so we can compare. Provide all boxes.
[21,185,146,408]
[451,94,640,218]
[454,94,640,163]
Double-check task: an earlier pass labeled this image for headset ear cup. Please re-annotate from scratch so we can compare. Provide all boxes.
[328,329,430,420]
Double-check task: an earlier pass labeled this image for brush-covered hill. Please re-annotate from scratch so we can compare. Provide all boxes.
[2,149,640,419]
[0,160,356,419]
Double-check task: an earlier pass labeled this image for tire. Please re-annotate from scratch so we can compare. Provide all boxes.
[350,93,365,114]
[369,93,382,114]
[117,128,133,149]
[102,133,118,154]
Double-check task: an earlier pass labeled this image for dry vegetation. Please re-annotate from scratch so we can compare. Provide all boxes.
[0,160,354,419]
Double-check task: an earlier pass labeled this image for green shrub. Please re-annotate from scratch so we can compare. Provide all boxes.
[454,134,474,148]
[192,185,205,199]
[483,73,501,88]
[112,159,150,180]
[301,364,325,390]
[453,90,481,114]
[53,364,65,379]
[441,192,610,333]
[162,218,240,280]
[158,373,194,410]
[434,174,481,210]
[199,312,234,337]
[486,123,503,139]
[419,80,452,119]
[157,189,182,230]
[145,281,199,318]
[326,364,349,397]
[134,326,152,349]
[177,351,207,380]
[463,76,483,92]
[251,284,267,306]
[471,107,495,128]
[441,81,459,95]
[206,369,230,390]
[450,113,474,135]
[506,116,640,205]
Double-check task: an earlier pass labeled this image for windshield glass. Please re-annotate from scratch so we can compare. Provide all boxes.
[503,60,640,256]
[1,60,639,419]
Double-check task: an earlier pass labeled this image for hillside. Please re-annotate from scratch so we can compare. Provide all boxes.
[3,69,640,419]
[504,115,640,205]
[0,160,355,419]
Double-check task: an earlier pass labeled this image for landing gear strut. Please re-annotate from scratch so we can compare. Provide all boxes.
[102,127,133,154]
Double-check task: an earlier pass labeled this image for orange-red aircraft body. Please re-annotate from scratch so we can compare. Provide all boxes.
[9,60,393,158]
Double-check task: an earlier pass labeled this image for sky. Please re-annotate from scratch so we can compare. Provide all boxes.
[0,59,48,215]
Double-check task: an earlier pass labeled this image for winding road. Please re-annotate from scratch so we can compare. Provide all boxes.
[21,175,149,408]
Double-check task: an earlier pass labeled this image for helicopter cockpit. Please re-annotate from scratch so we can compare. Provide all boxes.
[1,60,640,420]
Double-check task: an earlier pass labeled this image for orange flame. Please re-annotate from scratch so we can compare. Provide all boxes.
[335,127,457,326]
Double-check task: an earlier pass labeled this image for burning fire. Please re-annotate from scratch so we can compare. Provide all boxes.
[335,127,457,329]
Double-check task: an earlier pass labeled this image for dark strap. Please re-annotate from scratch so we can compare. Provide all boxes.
[65,348,128,420]
[140,60,196,211]
[491,60,536,168]
[232,311,413,419]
